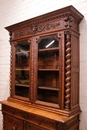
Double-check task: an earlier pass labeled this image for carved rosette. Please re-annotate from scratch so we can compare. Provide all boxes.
[65,31,71,110]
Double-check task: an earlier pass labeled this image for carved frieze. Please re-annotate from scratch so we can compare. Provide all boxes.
[14,21,62,39]
[23,112,55,128]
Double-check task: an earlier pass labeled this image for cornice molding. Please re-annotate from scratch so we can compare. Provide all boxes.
[5,5,83,32]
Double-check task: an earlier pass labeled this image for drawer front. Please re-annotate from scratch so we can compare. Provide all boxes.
[26,122,47,130]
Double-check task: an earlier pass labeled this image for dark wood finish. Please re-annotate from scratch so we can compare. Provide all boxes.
[0,5,83,130]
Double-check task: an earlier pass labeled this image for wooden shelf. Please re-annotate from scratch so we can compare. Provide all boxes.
[38,86,59,91]
[39,47,59,52]
[15,84,29,87]
[15,68,29,71]
[38,69,59,71]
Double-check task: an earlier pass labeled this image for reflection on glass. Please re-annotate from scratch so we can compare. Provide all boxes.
[38,36,59,49]
[16,42,30,69]
[15,41,30,98]
[15,70,29,85]
[37,36,59,104]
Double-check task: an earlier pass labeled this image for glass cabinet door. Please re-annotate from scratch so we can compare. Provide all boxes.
[37,36,60,107]
[15,41,30,99]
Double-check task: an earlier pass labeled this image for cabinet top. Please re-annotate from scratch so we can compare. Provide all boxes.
[5,5,83,32]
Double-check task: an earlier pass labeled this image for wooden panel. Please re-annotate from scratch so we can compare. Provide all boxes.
[4,114,23,130]
[26,123,47,130]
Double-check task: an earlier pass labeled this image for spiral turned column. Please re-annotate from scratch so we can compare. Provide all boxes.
[65,32,71,110]
[9,32,12,97]
[10,45,12,97]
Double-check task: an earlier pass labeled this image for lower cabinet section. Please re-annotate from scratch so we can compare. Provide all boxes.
[1,103,80,130]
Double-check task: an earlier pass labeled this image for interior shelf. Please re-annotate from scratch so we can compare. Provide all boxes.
[38,86,59,91]
[39,47,59,52]
[15,84,29,87]
[38,69,59,71]
[15,68,29,70]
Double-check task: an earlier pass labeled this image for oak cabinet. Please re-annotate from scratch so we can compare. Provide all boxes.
[0,5,83,130]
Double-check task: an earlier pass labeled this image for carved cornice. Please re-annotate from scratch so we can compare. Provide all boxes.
[5,5,83,33]
[5,6,83,41]
[6,13,65,32]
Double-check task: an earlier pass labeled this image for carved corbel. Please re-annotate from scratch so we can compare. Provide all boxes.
[30,24,38,34]
[9,31,12,42]
[64,15,73,28]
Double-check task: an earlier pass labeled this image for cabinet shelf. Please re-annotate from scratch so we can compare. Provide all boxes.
[39,47,59,52]
[38,69,59,71]
[15,84,29,87]
[16,68,29,70]
[38,86,59,91]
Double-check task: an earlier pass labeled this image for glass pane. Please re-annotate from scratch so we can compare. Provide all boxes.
[37,36,59,105]
[15,41,30,98]
[38,36,59,49]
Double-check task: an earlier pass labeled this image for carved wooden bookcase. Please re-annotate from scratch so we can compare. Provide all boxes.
[0,6,83,130]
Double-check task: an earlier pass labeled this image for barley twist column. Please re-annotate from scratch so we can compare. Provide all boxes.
[65,31,71,110]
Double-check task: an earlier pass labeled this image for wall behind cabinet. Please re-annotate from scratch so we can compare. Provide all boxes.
[0,0,86,129]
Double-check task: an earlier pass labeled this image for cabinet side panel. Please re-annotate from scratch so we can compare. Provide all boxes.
[71,72,79,106]
[71,33,79,109]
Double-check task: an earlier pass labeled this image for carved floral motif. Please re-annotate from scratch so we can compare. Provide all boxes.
[14,21,61,38]
[56,122,66,130]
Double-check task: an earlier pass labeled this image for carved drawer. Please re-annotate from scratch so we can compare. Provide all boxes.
[26,122,48,130]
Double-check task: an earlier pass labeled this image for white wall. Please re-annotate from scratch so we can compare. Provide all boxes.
[0,0,86,129]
